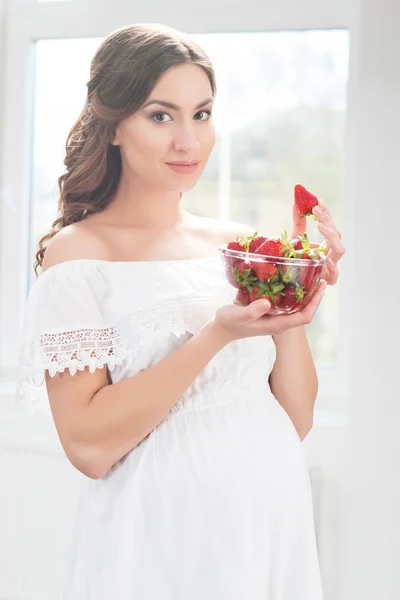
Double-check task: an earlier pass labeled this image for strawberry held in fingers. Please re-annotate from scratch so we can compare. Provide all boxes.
[294,184,319,217]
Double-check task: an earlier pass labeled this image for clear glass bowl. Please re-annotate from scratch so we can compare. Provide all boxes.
[219,244,328,315]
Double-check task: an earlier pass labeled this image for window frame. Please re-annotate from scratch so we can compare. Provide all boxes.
[0,0,358,416]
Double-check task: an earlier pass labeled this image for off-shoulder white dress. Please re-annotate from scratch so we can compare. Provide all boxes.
[16,255,324,599]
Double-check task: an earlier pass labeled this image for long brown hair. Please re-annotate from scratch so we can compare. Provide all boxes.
[33,23,216,277]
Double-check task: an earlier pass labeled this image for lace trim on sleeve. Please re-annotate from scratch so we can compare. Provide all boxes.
[35,325,133,378]
[16,294,231,415]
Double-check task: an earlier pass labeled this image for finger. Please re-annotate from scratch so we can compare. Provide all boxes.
[245,298,271,320]
[316,198,335,222]
[317,224,345,263]
[309,241,329,251]
[317,198,336,217]
[323,258,340,285]
[291,203,307,237]
[312,204,342,239]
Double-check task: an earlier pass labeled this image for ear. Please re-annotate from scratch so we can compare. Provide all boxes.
[110,124,120,147]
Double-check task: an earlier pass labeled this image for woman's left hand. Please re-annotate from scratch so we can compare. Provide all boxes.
[291,199,345,286]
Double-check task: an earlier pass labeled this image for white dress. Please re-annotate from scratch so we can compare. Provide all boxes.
[16,253,324,600]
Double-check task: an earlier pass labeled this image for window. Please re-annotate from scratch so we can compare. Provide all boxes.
[32,30,348,367]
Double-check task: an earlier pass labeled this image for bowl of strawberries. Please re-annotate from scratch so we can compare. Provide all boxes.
[220,231,327,315]
[219,185,328,315]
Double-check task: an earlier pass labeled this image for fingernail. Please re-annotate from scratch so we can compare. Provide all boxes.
[313,206,323,215]
[259,300,270,309]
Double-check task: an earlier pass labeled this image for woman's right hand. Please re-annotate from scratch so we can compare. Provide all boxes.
[211,279,327,344]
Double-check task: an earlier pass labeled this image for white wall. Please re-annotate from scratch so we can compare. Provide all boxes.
[337,0,400,597]
[305,1,400,599]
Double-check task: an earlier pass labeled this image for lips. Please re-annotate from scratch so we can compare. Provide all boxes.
[166,161,200,174]
[166,161,199,166]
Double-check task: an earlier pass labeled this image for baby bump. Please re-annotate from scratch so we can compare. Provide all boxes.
[84,395,311,596]
[129,395,308,510]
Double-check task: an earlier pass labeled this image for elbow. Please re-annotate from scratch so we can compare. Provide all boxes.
[78,462,107,480]
[297,418,314,442]
[73,463,104,480]
[68,443,107,480]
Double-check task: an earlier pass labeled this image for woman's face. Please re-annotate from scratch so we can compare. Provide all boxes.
[112,63,216,193]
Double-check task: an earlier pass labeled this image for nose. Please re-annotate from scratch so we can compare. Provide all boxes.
[173,123,200,152]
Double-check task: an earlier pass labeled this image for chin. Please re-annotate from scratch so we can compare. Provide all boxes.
[164,179,201,194]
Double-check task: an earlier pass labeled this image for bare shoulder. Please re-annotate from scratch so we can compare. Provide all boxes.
[41,222,110,274]
[195,216,255,245]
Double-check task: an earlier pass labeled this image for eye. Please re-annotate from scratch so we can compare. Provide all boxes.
[195,110,212,121]
[151,112,172,123]
[150,109,212,123]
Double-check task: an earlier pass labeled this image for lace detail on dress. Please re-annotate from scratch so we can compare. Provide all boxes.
[39,327,131,377]
[16,293,232,416]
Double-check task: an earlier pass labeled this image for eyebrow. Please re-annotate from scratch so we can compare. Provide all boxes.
[142,98,213,111]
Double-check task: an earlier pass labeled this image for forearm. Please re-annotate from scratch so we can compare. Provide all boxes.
[75,320,229,478]
[270,325,318,439]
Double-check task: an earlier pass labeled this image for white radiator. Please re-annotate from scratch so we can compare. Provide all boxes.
[0,409,84,600]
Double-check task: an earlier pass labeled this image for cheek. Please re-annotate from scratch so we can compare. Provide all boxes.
[200,123,216,154]
[123,123,168,168]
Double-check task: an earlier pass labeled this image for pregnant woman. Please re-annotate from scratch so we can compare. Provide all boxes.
[17,23,344,599]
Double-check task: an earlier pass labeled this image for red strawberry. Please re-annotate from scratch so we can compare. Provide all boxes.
[230,261,257,290]
[255,237,285,258]
[249,285,267,303]
[227,239,247,253]
[294,184,319,217]
[282,284,306,310]
[291,232,310,250]
[224,257,247,287]
[254,230,295,259]
[236,259,252,274]
[293,248,320,261]
[247,232,268,253]
[249,280,285,307]
[235,288,250,306]
[251,262,278,281]
[223,236,247,271]
[277,263,300,285]
[298,263,324,293]
[292,238,303,250]
[291,233,327,261]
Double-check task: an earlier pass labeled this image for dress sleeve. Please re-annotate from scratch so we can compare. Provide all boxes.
[15,261,134,417]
